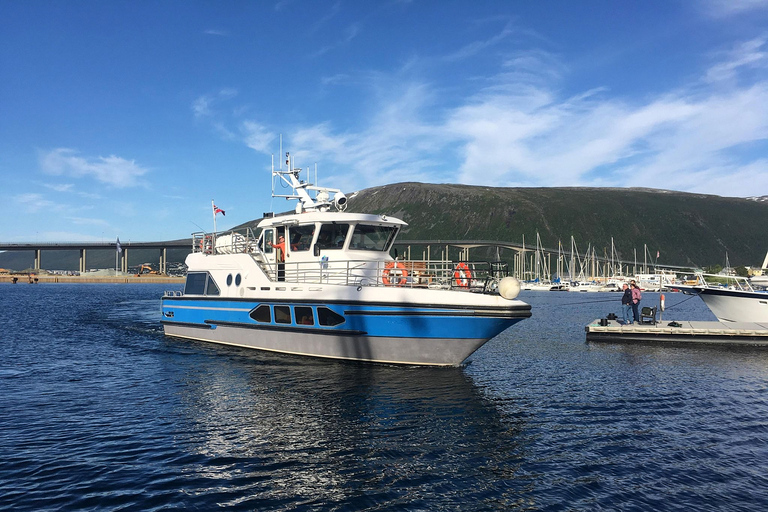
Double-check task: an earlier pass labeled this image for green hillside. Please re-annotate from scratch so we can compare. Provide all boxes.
[345,183,768,268]
[2,184,766,271]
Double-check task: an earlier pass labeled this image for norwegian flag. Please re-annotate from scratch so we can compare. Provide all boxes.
[214,204,225,216]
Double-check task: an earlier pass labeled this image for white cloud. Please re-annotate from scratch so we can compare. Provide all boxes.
[241,122,276,153]
[443,19,515,62]
[196,34,768,198]
[705,37,768,82]
[192,89,239,119]
[704,0,768,18]
[40,148,149,188]
[66,216,110,226]
[43,183,74,192]
[14,193,58,213]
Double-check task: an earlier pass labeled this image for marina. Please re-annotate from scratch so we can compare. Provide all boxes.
[586,318,768,346]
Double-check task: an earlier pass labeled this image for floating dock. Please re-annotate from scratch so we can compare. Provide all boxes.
[586,319,768,346]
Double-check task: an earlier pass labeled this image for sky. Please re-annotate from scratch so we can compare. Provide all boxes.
[2,0,768,243]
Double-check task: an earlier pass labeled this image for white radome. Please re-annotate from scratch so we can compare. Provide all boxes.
[498,276,521,300]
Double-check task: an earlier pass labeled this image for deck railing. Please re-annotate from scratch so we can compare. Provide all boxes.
[190,229,508,292]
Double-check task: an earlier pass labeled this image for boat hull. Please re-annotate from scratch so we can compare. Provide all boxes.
[673,285,768,323]
[162,321,496,366]
[161,296,530,366]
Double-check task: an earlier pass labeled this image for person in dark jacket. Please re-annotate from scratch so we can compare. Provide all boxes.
[621,283,633,324]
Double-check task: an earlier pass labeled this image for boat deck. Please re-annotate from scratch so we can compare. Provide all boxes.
[586,319,768,346]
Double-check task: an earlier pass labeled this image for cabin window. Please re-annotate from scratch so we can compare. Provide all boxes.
[295,306,314,325]
[288,224,315,252]
[226,274,233,286]
[274,305,292,324]
[250,305,271,323]
[205,275,220,296]
[349,224,397,251]
[262,229,274,254]
[316,223,350,250]
[235,274,242,286]
[184,272,220,295]
[184,272,207,295]
[317,307,345,326]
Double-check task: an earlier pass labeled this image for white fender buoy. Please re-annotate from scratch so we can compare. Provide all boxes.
[498,276,521,300]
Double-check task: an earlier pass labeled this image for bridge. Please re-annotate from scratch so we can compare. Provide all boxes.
[0,237,677,279]
[0,240,191,273]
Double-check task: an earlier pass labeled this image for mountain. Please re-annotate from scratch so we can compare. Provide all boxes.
[344,183,768,268]
[2,184,766,271]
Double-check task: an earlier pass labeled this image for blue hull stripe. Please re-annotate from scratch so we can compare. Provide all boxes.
[162,298,524,340]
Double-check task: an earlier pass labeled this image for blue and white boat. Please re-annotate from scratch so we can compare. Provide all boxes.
[161,153,531,366]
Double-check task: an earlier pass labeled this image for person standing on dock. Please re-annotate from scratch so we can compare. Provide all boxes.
[630,280,642,324]
[621,283,634,324]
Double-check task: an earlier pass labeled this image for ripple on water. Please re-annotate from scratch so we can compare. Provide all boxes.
[2,286,768,510]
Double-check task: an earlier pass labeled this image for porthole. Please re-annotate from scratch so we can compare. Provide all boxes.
[226,274,233,286]
[235,274,242,286]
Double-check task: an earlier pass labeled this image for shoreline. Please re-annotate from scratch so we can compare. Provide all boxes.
[0,275,185,284]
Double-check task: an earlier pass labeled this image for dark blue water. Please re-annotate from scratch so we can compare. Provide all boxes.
[2,284,768,511]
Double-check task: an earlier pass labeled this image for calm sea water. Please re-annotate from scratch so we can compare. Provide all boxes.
[2,283,768,511]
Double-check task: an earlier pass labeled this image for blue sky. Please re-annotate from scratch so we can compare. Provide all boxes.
[2,0,768,243]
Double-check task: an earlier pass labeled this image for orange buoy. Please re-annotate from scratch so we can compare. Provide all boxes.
[454,262,472,288]
[382,261,408,286]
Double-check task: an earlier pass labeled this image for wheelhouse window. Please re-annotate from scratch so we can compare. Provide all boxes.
[274,305,292,324]
[315,223,350,250]
[288,224,315,252]
[184,272,219,296]
[250,305,271,323]
[317,307,345,326]
[349,224,398,251]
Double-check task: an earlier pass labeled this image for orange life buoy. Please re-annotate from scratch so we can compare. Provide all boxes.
[382,261,408,286]
[454,262,472,288]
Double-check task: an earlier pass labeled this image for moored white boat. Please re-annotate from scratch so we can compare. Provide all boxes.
[667,273,768,323]
[161,153,531,366]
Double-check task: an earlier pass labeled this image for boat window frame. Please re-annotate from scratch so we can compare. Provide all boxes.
[294,306,315,325]
[315,222,351,250]
[184,271,220,296]
[249,304,271,323]
[287,224,316,252]
[274,305,292,324]
[262,229,275,254]
[205,274,220,296]
[317,306,345,326]
[348,224,399,252]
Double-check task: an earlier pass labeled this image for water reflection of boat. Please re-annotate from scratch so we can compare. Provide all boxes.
[161,152,531,366]
[173,349,528,507]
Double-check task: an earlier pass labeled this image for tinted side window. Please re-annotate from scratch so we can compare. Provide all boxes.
[317,307,345,326]
[295,306,314,325]
[316,223,350,250]
[205,275,220,296]
[250,305,271,323]
[185,272,207,295]
[274,306,291,324]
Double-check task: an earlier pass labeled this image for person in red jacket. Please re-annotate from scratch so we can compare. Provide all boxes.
[270,235,286,262]
[630,280,642,323]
